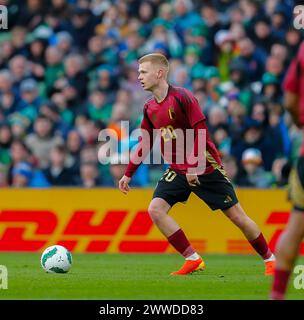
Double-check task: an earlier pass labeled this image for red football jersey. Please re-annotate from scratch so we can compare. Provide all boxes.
[125,85,222,177]
[283,41,304,156]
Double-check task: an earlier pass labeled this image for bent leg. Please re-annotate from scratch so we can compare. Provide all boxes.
[148,197,195,257]
[148,197,203,273]
[223,202,261,241]
[223,203,273,262]
[148,197,179,237]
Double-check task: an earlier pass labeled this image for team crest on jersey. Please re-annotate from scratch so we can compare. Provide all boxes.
[168,107,176,120]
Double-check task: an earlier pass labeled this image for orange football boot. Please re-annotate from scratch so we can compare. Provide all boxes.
[170,257,205,276]
[265,260,275,276]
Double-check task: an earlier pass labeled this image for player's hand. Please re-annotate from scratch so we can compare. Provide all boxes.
[186,174,201,187]
[118,175,131,194]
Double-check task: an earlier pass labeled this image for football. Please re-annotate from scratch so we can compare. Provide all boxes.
[41,245,72,274]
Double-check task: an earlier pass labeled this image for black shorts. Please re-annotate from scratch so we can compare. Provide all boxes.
[289,156,304,212]
[153,168,238,211]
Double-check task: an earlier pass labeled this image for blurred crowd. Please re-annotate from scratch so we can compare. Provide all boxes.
[0,0,303,188]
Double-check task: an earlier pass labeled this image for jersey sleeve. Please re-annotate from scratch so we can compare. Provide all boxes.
[124,107,154,178]
[180,88,206,127]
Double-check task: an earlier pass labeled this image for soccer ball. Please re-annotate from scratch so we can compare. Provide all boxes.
[41,245,72,273]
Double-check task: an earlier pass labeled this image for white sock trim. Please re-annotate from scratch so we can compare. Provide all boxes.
[264,253,275,262]
[185,252,200,261]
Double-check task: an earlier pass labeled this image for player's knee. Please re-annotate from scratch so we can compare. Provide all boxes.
[148,205,166,223]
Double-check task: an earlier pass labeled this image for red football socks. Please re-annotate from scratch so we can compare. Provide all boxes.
[249,233,272,259]
[271,269,291,300]
[167,229,195,258]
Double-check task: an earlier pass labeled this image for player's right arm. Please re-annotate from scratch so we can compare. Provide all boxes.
[118,107,154,194]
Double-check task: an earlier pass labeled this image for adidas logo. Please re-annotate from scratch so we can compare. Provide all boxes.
[224,195,233,203]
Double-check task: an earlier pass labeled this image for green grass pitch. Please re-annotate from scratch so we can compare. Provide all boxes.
[0,253,303,300]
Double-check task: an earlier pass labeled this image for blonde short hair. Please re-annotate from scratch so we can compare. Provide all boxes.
[138,53,169,71]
